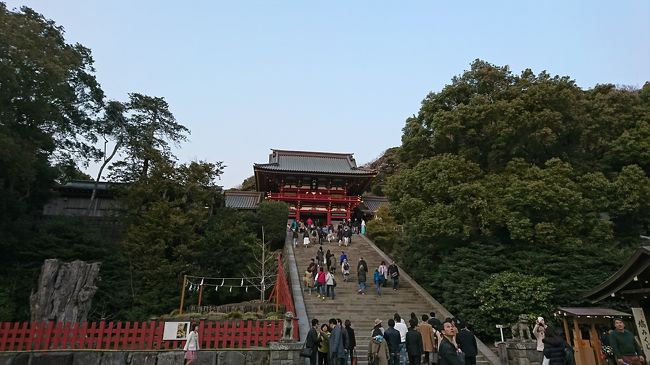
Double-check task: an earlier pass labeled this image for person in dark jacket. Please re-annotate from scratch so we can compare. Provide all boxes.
[456,321,477,365]
[542,327,567,365]
[428,312,442,332]
[305,319,320,365]
[384,319,402,365]
[406,318,424,365]
[438,321,464,365]
[345,320,357,365]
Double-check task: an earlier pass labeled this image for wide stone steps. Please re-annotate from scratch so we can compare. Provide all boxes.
[290,234,493,365]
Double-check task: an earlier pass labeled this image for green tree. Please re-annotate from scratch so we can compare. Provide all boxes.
[366,205,402,256]
[108,93,189,183]
[119,159,224,318]
[475,272,554,334]
[388,60,647,339]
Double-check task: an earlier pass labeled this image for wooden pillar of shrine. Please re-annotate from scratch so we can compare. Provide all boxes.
[326,203,332,225]
[296,201,301,222]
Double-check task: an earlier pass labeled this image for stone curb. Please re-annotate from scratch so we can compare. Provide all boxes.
[359,234,501,365]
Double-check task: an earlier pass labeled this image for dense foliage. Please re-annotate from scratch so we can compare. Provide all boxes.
[383,60,649,338]
[0,5,288,321]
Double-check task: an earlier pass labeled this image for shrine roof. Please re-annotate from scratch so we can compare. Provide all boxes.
[583,245,650,302]
[224,190,264,210]
[555,307,631,317]
[360,196,390,214]
[254,150,376,176]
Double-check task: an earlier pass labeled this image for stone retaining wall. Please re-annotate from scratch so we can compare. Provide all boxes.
[0,342,304,365]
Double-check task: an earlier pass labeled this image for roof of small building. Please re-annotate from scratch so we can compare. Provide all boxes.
[360,196,389,214]
[583,245,650,302]
[254,150,376,175]
[555,307,631,317]
[224,190,264,210]
[62,180,116,191]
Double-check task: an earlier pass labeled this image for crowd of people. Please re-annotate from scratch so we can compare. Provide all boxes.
[290,218,366,248]
[302,313,479,365]
[294,218,400,300]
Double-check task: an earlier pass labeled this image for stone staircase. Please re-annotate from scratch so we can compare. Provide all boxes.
[289,233,496,365]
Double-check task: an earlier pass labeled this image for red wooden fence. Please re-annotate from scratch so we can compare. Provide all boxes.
[0,319,283,351]
[268,254,299,340]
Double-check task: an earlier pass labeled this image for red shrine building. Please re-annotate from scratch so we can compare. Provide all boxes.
[253,150,377,224]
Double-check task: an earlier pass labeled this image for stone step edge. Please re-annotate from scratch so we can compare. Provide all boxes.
[357,235,501,365]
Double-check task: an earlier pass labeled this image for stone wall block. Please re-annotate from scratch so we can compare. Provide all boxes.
[245,351,269,365]
[72,352,103,365]
[193,350,217,365]
[127,352,157,365]
[0,354,15,365]
[30,352,73,365]
[99,352,127,365]
[217,351,245,365]
[156,352,184,365]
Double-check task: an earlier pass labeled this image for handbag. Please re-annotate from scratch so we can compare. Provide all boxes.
[351,348,358,365]
[299,346,313,358]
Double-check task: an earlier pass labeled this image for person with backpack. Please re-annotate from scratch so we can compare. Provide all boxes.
[316,267,327,300]
[342,259,351,282]
[373,269,383,296]
[368,334,390,365]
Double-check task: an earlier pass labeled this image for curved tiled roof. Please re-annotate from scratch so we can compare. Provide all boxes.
[254,150,375,175]
[224,191,264,209]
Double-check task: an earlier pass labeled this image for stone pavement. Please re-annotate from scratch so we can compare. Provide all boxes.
[289,232,498,365]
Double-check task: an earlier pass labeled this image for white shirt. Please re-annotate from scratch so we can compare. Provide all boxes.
[394,321,408,343]
[326,272,335,285]
[183,330,200,351]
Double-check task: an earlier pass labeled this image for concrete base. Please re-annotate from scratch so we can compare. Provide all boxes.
[504,340,542,365]
[0,347,295,365]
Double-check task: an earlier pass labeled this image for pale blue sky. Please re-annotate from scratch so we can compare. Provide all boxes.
[5,1,650,188]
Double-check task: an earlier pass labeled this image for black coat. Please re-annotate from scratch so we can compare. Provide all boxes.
[345,327,356,349]
[406,328,423,356]
[438,337,464,365]
[384,327,401,354]
[543,336,566,365]
[306,327,319,349]
[428,317,442,332]
[457,328,478,357]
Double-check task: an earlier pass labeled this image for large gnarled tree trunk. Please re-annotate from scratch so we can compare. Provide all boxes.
[30,259,101,322]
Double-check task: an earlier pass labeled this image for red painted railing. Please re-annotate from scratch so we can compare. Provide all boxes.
[268,254,299,340]
[0,319,283,351]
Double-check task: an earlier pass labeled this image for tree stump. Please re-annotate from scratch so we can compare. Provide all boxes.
[30,259,101,322]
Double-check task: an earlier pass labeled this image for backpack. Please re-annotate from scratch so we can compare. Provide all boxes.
[343,262,350,270]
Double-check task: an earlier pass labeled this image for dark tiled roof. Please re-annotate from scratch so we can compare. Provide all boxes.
[360,196,389,214]
[225,191,263,209]
[255,150,375,175]
[583,245,650,302]
[62,180,116,191]
[556,307,631,317]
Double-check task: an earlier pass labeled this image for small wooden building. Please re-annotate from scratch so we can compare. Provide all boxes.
[583,245,650,359]
[554,307,632,365]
